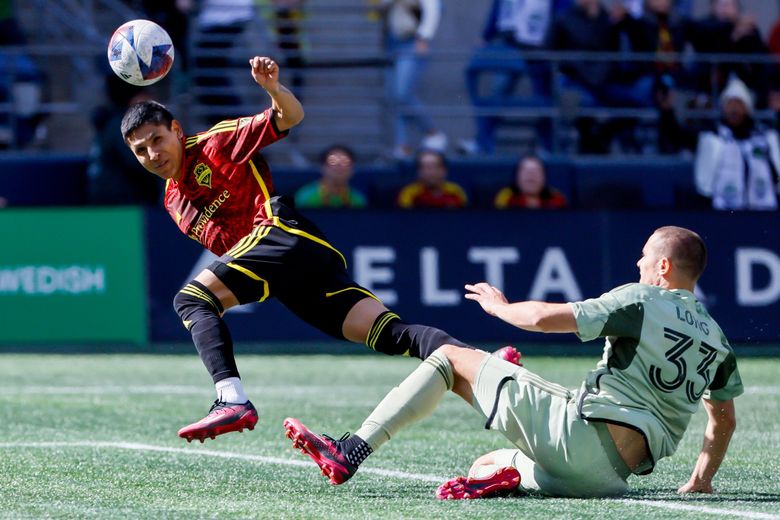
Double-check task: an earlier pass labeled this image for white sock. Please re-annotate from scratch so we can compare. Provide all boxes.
[215,377,248,403]
[354,349,453,451]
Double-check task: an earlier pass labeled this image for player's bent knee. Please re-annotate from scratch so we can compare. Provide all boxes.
[367,311,408,355]
[437,343,464,360]
[174,280,225,329]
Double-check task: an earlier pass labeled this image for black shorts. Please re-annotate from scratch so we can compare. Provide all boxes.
[208,196,377,340]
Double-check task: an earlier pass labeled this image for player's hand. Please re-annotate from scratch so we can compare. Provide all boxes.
[677,478,714,494]
[250,56,280,93]
[464,282,509,317]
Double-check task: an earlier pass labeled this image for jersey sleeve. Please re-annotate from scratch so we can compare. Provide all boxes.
[208,108,288,164]
[704,351,744,401]
[397,183,421,208]
[570,284,646,342]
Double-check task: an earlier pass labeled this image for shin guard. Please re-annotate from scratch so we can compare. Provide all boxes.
[174,280,239,383]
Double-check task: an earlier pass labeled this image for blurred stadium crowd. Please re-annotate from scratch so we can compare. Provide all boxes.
[0,0,779,211]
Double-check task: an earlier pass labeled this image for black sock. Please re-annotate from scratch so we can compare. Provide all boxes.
[174,281,239,383]
[366,311,472,360]
[401,323,471,360]
[341,434,373,467]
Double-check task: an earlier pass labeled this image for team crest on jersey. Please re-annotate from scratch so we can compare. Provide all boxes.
[194,163,213,188]
[255,113,265,122]
[239,117,252,128]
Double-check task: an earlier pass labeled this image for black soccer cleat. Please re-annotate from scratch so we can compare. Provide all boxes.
[283,417,358,485]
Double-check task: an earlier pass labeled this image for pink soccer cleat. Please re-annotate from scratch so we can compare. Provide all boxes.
[283,417,357,485]
[436,466,521,500]
[493,345,523,366]
[177,400,258,443]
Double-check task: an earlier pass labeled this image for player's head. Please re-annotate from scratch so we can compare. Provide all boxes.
[122,101,184,181]
[712,0,740,21]
[646,0,672,15]
[720,77,753,127]
[515,155,547,196]
[575,0,599,9]
[415,149,448,188]
[637,226,707,289]
[319,144,355,185]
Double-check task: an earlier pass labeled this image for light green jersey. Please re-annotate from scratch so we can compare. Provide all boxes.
[570,283,743,474]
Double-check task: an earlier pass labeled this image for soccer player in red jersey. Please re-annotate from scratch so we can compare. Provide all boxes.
[122,56,494,443]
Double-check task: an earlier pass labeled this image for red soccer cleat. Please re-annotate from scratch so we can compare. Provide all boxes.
[177,400,258,443]
[493,345,523,367]
[436,466,521,500]
[283,417,357,485]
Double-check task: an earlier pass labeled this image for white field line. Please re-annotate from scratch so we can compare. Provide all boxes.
[0,385,394,396]
[1,385,778,397]
[618,500,780,520]
[0,385,777,396]
[0,441,443,483]
[0,441,778,519]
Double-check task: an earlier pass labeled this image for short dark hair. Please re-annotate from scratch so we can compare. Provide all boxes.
[654,226,708,281]
[415,149,448,170]
[319,144,355,165]
[121,101,174,140]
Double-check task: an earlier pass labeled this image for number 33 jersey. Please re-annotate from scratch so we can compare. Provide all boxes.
[570,283,743,473]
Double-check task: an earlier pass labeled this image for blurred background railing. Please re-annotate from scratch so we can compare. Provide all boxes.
[2,0,778,161]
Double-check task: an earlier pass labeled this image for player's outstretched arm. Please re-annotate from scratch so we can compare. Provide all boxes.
[678,398,736,494]
[249,56,304,132]
[465,283,577,333]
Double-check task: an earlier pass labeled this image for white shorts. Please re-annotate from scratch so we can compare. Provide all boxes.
[471,355,631,497]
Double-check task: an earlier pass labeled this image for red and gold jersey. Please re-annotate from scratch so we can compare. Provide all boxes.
[494,186,568,209]
[164,108,287,256]
[396,181,468,209]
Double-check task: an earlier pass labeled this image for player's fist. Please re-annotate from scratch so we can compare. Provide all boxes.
[250,56,279,92]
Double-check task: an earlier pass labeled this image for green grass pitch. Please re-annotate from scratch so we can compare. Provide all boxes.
[1,352,778,519]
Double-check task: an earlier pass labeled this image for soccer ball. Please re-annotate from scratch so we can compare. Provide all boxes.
[107,19,174,86]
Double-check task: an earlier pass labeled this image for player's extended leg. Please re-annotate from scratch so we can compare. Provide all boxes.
[342,296,473,360]
[173,269,258,442]
[284,344,491,484]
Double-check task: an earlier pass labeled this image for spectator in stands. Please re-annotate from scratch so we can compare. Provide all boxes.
[548,0,655,153]
[770,15,780,55]
[660,77,780,210]
[382,0,448,158]
[694,77,780,211]
[194,0,255,119]
[458,0,560,156]
[264,0,309,166]
[685,0,768,106]
[397,149,467,208]
[0,0,45,149]
[617,0,686,81]
[494,155,567,209]
[143,0,192,76]
[87,74,161,205]
[295,145,368,208]
[265,0,307,92]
